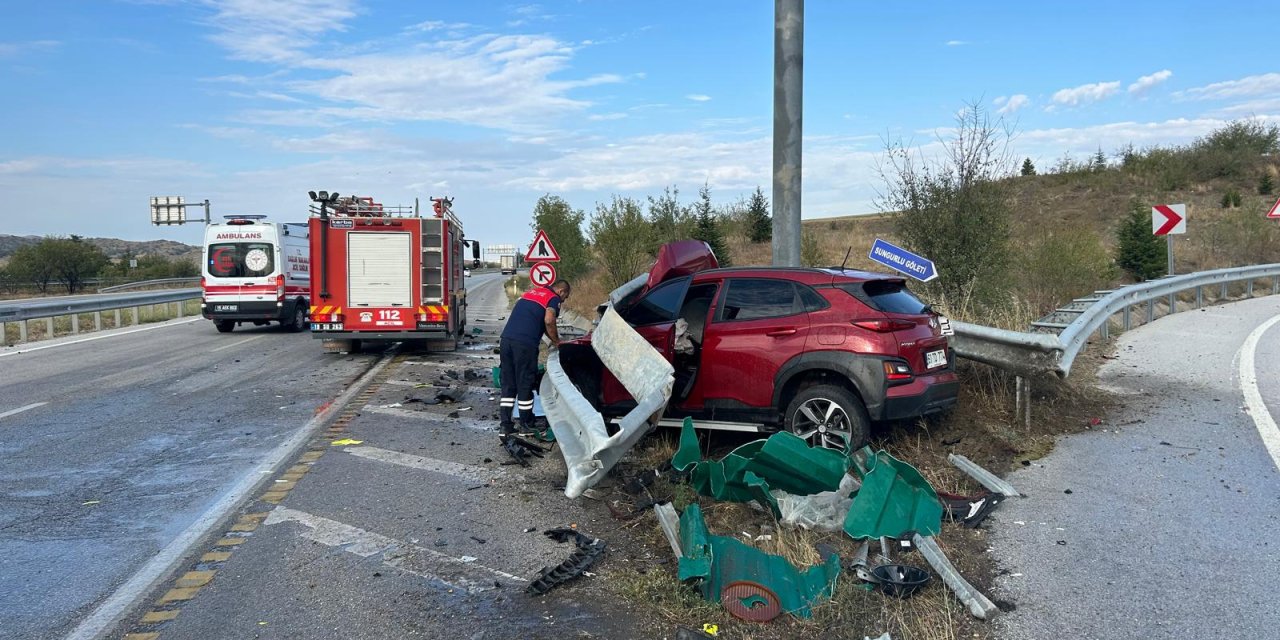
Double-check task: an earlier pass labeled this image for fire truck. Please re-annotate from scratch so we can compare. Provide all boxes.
[306,192,476,352]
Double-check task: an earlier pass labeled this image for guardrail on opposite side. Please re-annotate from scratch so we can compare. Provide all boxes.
[0,289,201,344]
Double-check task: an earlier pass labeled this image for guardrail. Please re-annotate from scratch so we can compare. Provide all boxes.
[0,289,201,343]
[98,277,201,293]
[951,263,1280,379]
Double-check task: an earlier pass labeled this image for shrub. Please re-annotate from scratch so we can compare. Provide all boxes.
[1115,199,1167,281]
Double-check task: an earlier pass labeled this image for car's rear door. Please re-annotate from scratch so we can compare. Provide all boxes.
[699,278,810,410]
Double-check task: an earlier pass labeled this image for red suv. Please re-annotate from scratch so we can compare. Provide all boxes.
[560,240,959,450]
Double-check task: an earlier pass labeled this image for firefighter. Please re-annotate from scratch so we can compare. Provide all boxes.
[499,279,571,435]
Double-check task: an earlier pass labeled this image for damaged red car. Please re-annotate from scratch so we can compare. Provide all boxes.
[559,240,959,450]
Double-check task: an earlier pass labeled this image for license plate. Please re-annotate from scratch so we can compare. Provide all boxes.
[926,349,947,369]
[311,323,343,331]
[214,304,237,312]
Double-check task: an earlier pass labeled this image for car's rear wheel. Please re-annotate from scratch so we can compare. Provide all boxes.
[784,384,869,452]
[215,320,235,333]
[286,302,307,332]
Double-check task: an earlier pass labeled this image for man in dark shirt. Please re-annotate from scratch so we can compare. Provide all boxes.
[499,279,571,435]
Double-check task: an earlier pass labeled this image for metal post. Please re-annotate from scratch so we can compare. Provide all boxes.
[1166,235,1174,276]
[771,0,803,267]
[1274,276,1279,295]
[1168,292,1175,316]
[19,320,27,343]
[1023,379,1031,428]
[1247,280,1254,297]
[1221,282,1228,300]
[177,300,185,318]
[114,308,121,328]
[45,317,53,337]
[1146,300,1154,323]
[1123,305,1131,330]
[1015,376,1022,414]
[131,306,139,326]
[1100,315,1109,340]
[1196,286,1203,308]
[71,313,79,335]
[94,311,102,331]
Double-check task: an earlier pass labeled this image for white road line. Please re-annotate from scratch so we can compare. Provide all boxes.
[0,317,202,359]
[0,402,48,420]
[209,335,263,352]
[64,352,397,640]
[1237,313,1280,472]
[363,405,494,432]
[343,446,500,481]
[264,506,523,588]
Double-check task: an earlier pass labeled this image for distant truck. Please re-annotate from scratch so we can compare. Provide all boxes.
[307,194,475,352]
[200,215,310,333]
[500,254,516,275]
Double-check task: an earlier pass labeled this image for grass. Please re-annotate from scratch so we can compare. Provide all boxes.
[3,299,200,345]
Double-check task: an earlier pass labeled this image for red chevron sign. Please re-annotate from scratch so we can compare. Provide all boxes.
[1152,204,1186,236]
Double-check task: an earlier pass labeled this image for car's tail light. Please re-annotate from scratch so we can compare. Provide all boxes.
[883,360,913,382]
[853,319,917,332]
[276,274,285,299]
[200,277,206,291]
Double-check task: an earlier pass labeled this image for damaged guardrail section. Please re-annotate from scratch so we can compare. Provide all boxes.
[950,263,1280,378]
[541,305,674,498]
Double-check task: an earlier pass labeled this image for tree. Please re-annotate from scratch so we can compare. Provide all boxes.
[1091,147,1107,172]
[1115,199,1167,281]
[879,102,1014,308]
[588,196,653,290]
[531,195,590,280]
[1020,157,1036,176]
[691,183,731,266]
[7,242,57,293]
[48,235,108,293]
[647,186,695,251]
[745,186,771,243]
[1259,173,1275,196]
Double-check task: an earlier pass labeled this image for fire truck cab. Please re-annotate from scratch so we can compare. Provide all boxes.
[308,194,471,352]
[200,215,310,333]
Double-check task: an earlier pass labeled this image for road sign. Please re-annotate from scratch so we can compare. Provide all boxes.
[529,262,557,287]
[868,238,937,282]
[524,229,560,262]
[150,196,185,225]
[1267,197,1280,219]
[1152,204,1186,235]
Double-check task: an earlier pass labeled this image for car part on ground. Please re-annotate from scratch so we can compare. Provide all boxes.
[843,448,944,541]
[947,453,1022,497]
[912,534,998,619]
[542,305,674,498]
[526,528,607,595]
[937,490,1005,528]
[676,504,840,620]
[870,564,931,598]
[671,417,850,517]
[500,434,548,467]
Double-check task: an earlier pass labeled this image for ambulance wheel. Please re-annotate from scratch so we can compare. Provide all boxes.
[215,320,235,333]
[286,302,307,332]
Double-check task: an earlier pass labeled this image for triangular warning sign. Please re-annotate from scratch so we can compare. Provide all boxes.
[1267,197,1280,219]
[524,229,560,262]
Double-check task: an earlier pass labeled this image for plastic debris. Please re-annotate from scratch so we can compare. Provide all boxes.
[500,434,548,467]
[330,438,363,446]
[937,490,1005,528]
[843,448,943,540]
[702,623,719,636]
[870,564,930,598]
[672,417,850,516]
[677,504,839,620]
[774,474,859,531]
[527,528,607,595]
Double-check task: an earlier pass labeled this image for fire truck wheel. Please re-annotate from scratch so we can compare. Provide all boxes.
[287,302,307,332]
[215,320,235,333]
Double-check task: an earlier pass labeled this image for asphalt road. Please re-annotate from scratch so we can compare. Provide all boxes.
[992,296,1280,639]
[0,303,375,638]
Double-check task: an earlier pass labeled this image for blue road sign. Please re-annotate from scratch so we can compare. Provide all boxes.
[868,238,938,282]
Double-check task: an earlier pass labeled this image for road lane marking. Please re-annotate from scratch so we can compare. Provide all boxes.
[0,402,47,420]
[343,446,501,481]
[363,405,494,432]
[264,506,523,589]
[64,352,396,640]
[209,335,263,352]
[1237,313,1280,472]
[0,318,202,359]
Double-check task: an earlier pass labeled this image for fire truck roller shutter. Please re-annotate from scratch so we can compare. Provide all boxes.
[348,232,412,307]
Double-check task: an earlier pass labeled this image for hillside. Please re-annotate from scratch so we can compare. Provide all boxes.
[0,235,200,262]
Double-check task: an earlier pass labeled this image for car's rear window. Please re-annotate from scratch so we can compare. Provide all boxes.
[208,242,274,278]
[841,280,928,315]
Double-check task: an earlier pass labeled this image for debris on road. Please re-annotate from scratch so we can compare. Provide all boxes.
[671,417,850,517]
[843,448,943,541]
[912,533,998,619]
[527,528,607,595]
[947,453,1021,497]
[937,490,1005,528]
[870,564,931,598]
[330,438,363,446]
[500,434,548,467]
[676,503,840,620]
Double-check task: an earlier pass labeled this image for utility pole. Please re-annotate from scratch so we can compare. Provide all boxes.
[772,0,803,266]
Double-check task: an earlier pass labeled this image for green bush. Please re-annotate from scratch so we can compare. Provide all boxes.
[1115,199,1167,281]
[1019,230,1115,313]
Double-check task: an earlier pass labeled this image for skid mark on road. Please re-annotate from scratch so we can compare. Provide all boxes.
[0,401,48,420]
[264,506,524,590]
[343,446,501,481]
[1237,313,1280,472]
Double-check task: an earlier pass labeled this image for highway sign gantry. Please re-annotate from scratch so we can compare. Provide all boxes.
[525,230,560,262]
[868,238,938,282]
[529,262,557,287]
[1152,204,1186,235]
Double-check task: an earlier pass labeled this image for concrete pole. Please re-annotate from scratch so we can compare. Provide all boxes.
[772,0,803,266]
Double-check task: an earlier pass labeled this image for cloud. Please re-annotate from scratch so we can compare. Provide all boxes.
[995,94,1030,115]
[944,40,969,46]
[407,20,472,32]
[202,0,359,63]
[685,94,712,102]
[1051,80,1121,107]
[0,40,60,57]
[1178,72,1280,100]
[1128,69,1172,95]
[587,112,628,121]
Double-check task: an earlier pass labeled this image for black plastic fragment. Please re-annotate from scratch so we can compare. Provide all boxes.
[526,528,607,595]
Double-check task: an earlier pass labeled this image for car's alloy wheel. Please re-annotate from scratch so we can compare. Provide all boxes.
[784,384,869,452]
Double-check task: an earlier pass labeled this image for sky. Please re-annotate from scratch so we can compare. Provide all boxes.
[1,1,1278,249]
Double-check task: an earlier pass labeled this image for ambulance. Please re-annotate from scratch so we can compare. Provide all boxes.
[200,215,311,333]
